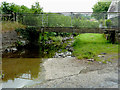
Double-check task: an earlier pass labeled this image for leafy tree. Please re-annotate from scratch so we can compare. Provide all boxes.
[20,5,31,13]
[92,2,111,20]
[30,2,43,14]
[1,2,11,14]
[0,1,43,14]
[9,3,21,13]
[0,1,43,21]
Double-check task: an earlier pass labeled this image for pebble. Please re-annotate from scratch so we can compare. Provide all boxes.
[11,48,17,51]
[87,59,94,62]
[98,55,105,57]
[68,47,74,52]
[67,56,72,58]
[5,47,17,53]
[54,51,72,58]
[18,36,23,39]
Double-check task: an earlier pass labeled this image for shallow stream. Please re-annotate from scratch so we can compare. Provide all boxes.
[2,38,73,88]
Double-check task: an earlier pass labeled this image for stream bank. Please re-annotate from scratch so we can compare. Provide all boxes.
[2,30,77,88]
[2,30,75,58]
[1,30,28,55]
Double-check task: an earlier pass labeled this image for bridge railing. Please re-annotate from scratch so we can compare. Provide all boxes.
[16,12,100,29]
[0,12,120,31]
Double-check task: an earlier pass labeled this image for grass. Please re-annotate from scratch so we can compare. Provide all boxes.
[72,33,118,61]
[2,21,26,32]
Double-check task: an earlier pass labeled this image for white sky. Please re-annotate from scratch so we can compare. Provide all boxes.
[0,0,98,12]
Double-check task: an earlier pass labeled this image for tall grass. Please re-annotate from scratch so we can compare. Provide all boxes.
[2,21,26,32]
[72,33,118,61]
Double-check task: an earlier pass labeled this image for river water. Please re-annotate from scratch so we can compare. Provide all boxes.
[2,39,73,88]
[2,58,45,88]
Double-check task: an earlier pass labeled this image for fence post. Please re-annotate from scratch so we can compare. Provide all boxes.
[42,13,44,27]
[71,12,73,27]
[14,13,16,21]
[47,14,48,27]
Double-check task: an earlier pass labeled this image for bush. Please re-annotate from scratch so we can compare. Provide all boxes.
[22,15,42,26]
[105,19,112,28]
[48,14,71,27]
[16,27,39,43]
[50,36,62,42]
[72,18,99,28]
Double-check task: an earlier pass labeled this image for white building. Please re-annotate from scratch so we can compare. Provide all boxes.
[108,0,120,19]
[107,0,120,27]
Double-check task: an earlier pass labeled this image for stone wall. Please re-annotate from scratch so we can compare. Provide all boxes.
[2,31,18,50]
[115,29,120,43]
[104,28,120,43]
[2,30,28,53]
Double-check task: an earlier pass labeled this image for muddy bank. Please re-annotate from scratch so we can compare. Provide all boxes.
[24,53,118,88]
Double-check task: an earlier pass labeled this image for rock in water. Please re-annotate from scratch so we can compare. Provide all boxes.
[5,48,11,52]
[11,48,17,52]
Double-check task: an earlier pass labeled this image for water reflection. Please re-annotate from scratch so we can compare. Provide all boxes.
[2,58,42,82]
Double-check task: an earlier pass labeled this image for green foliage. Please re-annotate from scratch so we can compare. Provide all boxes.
[50,36,62,42]
[92,2,111,20]
[72,33,118,61]
[47,13,99,28]
[20,5,31,13]
[23,15,42,26]
[47,13,71,27]
[21,13,99,28]
[30,2,43,14]
[105,19,112,28]
[99,19,104,24]
[72,18,80,28]
[72,18,99,28]
[1,2,11,14]
[39,31,72,43]
[0,1,43,22]
[0,1,99,28]
[15,40,23,47]
[0,1,43,14]
[16,27,72,44]
[15,27,39,43]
